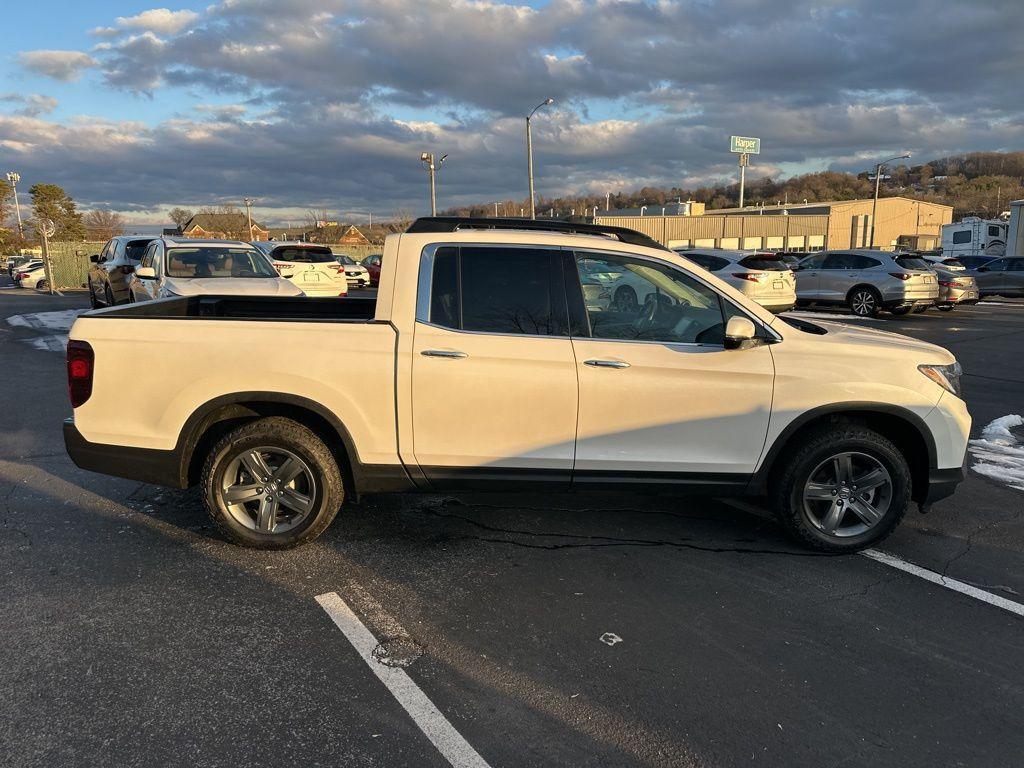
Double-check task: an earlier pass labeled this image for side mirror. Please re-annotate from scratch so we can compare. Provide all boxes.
[135,266,156,280]
[90,254,100,263]
[724,316,757,350]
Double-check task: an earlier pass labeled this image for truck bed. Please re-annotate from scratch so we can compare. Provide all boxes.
[93,295,378,322]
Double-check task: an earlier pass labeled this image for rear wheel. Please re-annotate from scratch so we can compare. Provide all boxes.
[36,279,49,291]
[937,304,954,312]
[890,306,912,316]
[770,423,911,552]
[911,305,928,314]
[202,417,344,549]
[848,287,880,317]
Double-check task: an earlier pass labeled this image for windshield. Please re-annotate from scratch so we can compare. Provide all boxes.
[166,247,277,278]
[894,256,931,270]
[272,247,335,264]
[335,253,356,265]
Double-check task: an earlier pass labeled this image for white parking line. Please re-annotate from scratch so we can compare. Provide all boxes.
[315,592,492,768]
[720,499,1024,616]
[861,550,1024,617]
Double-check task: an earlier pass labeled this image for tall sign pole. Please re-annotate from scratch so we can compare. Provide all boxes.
[39,218,57,296]
[730,136,760,209]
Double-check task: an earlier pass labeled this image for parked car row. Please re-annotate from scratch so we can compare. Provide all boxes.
[83,236,379,308]
[672,247,1022,318]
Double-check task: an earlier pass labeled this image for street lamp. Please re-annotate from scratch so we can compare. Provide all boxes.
[640,205,647,216]
[869,153,911,248]
[526,98,554,220]
[6,172,23,238]
[421,152,447,216]
[243,197,256,240]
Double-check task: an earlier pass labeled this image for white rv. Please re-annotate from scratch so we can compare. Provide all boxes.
[941,217,1008,259]
[1006,200,1024,258]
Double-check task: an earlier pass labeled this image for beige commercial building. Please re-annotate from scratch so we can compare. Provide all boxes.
[595,196,952,253]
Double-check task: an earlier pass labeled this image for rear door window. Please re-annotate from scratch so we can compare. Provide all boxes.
[125,240,152,261]
[894,256,931,270]
[427,246,568,336]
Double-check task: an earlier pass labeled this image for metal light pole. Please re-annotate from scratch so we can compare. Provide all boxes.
[526,98,554,219]
[738,153,749,209]
[243,197,256,240]
[420,152,447,216]
[640,205,647,217]
[6,172,23,238]
[869,153,911,248]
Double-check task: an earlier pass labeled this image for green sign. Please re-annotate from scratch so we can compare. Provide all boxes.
[730,135,760,155]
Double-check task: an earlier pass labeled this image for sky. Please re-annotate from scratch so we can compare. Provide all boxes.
[1,0,1022,225]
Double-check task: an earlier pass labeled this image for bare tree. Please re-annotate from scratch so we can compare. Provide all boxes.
[84,209,125,240]
[168,207,193,231]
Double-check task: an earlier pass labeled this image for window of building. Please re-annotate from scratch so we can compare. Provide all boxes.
[765,236,784,250]
[694,238,716,248]
[720,237,740,249]
[742,237,763,250]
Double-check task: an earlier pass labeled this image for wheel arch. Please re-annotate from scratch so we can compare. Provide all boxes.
[752,403,936,503]
[177,392,362,494]
[845,283,881,303]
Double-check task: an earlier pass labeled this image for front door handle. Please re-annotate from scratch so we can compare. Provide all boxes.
[584,359,630,369]
[421,349,468,359]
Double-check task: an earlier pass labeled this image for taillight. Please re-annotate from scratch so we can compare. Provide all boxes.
[15,272,27,280]
[889,272,911,280]
[733,272,766,282]
[67,340,94,408]
[939,280,965,288]
[273,262,288,274]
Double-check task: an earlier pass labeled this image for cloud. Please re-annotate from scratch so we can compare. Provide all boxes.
[19,50,97,82]
[7,0,1024,216]
[114,8,200,35]
[0,94,58,118]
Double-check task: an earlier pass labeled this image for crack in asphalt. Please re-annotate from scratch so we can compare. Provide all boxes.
[415,503,841,557]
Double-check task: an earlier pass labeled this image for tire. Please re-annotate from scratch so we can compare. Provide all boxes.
[88,280,101,308]
[890,306,912,316]
[770,422,911,553]
[911,305,927,314]
[614,285,638,311]
[202,416,344,549]
[104,283,116,307]
[36,279,49,291]
[937,304,954,312]
[847,287,881,317]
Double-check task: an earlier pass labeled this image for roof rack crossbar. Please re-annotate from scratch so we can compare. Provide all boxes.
[406,216,670,251]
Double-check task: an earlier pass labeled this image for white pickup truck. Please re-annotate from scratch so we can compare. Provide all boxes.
[64,218,970,552]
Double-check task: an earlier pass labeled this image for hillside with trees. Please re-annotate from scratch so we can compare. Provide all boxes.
[443,151,1024,220]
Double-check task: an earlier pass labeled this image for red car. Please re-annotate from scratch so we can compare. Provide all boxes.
[363,253,383,286]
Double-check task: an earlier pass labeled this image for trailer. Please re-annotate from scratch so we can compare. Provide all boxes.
[941,217,1008,259]
[1006,201,1024,258]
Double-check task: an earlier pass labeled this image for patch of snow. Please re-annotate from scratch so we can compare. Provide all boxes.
[968,415,1024,491]
[6,309,84,353]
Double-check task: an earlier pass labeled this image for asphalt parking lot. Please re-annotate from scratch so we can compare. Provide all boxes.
[1,281,1022,767]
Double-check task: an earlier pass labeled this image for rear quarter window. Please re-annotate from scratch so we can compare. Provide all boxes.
[894,256,931,270]
[272,248,335,263]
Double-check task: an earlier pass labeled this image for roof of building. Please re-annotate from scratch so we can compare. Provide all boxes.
[711,196,951,215]
[182,213,267,232]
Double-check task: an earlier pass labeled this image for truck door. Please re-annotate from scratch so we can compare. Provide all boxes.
[566,250,774,479]
[410,245,578,487]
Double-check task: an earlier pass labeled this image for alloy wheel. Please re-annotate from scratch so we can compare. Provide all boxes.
[802,451,893,537]
[219,446,317,534]
[850,290,877,316]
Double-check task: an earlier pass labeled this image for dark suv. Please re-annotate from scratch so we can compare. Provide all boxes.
[87,236,157,307]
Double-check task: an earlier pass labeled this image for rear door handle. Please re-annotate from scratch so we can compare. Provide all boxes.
[421,349,468,359]
[584,359,630,369]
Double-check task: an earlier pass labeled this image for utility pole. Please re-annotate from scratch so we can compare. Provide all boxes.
[526,98,554,219]
[6,172,23,238]
[38,218,57,296]
[605,191,610,211]
[869,153,911,248]
[243,197,255,240]
[738,153,748,209]
[420,152,447,215]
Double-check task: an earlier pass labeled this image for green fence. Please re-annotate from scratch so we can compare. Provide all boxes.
[326,244,382,262]
[46,241,105,290]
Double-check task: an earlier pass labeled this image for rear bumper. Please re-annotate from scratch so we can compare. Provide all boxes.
[63,418,187,488]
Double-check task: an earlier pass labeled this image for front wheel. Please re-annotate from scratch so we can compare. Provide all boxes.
[202,417,344,549]
[848,287,880,317]
[88,280,101,308]
[770,422,911,552]
[104,283,116,307]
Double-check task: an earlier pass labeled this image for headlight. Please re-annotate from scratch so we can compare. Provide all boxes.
[919,362,962,397]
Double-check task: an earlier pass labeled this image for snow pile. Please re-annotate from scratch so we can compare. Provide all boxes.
[6,309,84,352]
[969,415,1024,491]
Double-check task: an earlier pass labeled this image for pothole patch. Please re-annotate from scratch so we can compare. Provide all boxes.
[372,636,424,668]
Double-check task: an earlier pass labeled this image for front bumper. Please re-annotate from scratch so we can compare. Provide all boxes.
[64,418,187,488]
